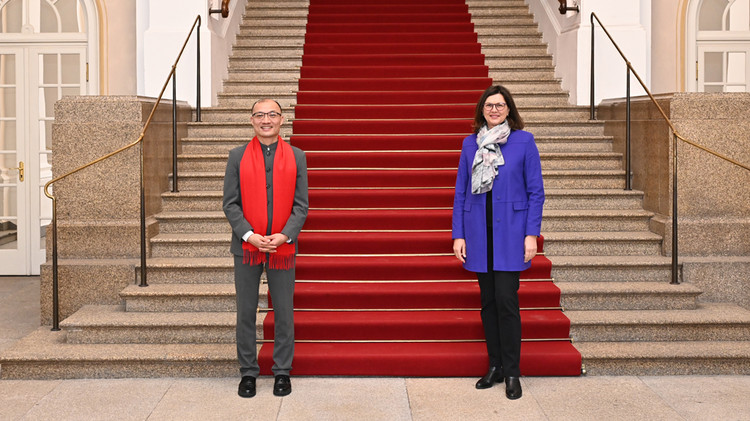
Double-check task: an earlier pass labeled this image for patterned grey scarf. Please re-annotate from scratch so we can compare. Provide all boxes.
[471,121,511,195]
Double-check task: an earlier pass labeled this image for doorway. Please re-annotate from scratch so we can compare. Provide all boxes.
[0,0,96,275]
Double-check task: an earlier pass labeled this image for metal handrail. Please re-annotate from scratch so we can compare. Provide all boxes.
[589,12,750,285]
[43,15,203,330]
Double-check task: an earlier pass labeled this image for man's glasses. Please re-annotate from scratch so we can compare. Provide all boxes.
[484,103,507,111]
[251,111,282,120]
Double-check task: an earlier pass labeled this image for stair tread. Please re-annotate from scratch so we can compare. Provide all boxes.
[155,209,654,219]
[575,340,750,358]
[567,303,750,325]
[557,281,701,293]
[548,255,674,266]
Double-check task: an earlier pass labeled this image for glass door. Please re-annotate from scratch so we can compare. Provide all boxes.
[0,46,86,275]
[0,48,26,274]
[698,43,750,92]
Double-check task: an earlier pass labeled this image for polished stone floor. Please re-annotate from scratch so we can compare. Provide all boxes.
[2,276,749,421]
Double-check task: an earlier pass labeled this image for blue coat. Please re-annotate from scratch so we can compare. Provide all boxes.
[452,129,545,272]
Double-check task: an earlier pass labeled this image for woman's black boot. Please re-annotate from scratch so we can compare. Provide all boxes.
[475,367,503,389]
[505,376,522,399]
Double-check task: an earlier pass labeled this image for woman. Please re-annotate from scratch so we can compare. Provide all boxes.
[452,85,544,400]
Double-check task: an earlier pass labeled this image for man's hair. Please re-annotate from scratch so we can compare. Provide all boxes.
[472,85,524,133]
[251,98,282,113]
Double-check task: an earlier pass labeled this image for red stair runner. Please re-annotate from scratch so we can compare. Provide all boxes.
[258,0,581,376]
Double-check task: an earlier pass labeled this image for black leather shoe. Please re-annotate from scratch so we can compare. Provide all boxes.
[238,376,256,398]
[505,376,522,400]
[273,375,292,397]
[475,367,503,389]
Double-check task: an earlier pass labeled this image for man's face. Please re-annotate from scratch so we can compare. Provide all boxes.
[250,100,284,140]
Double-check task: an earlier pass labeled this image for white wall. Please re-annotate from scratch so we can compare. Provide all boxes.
[136,0,246,107]
[527,0,651,106]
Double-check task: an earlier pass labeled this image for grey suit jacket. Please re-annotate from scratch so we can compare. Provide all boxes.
[222,141,309,257]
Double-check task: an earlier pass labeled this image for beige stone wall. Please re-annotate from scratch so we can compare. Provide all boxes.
[599,92,750,308]
[40,96,191,325]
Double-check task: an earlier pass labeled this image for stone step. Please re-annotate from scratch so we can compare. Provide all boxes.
[471,16,536,25]
[214,91,570,108]
[119,284,259,312]
[473,24,540,36]
[575,341,750,375]
[468,0,529,5]
[215,93,297,109]
[549,255,677,283]
[149,229,660,258]
[146,257,234,284]
[543,231,663,256]
[477,34,543,44]
[238,26,307,37]
[234,35,305,47]
[160,188,646,212]
[177,134,612,155]
[154,208,652,235]
[223,71,300,82]
[227,57,302,70]
[195,105,589,123]
[225,70,300,82]
[198,107,294,122]
[0,328,238,379]
[468,7,534,18]
[240,9,309,18]
[241,18,308,27]
[63,291,743,345]
[170,169,624,191]
[185,118,602,138]
[175,151,621,172]
[222,80,564,95]
[481,45,550,56]
[231,47,303,58]
[558,282,701,311]
[568,303,750,341]
[61,305,244,344]
[4,328,748,378]
[186,121,291,138]
[535,136,614,153]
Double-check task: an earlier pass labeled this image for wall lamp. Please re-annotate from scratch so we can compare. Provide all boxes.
[558,0,580,14]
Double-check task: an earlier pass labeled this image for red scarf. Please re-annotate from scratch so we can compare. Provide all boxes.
[239,136,297,269]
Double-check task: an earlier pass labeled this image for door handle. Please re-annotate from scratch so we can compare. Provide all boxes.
[8,161,24,182]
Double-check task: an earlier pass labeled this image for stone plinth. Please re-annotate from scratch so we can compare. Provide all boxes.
[599,92,750,308]
[40,96,192,324]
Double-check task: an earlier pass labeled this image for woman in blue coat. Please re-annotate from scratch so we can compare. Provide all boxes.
[452,85,544,400]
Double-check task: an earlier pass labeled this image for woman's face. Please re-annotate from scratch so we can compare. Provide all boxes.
[482,93,509,129]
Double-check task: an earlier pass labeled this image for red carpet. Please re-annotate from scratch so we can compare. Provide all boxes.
[258,0,581,376]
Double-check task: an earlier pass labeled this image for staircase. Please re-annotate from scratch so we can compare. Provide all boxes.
[1,0,749,379]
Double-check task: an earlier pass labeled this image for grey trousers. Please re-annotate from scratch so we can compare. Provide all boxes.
[233,254,295,377]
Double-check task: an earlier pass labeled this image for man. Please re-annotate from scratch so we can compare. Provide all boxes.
[222,99,308,398]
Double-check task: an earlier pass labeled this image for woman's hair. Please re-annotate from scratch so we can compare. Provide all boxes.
[472,85,524,133]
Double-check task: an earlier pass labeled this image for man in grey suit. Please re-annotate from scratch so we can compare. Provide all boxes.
[222,98,308,398]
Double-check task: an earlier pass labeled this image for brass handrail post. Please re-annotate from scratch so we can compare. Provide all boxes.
[139,136,148,287]
[590,13,595,120]
[172,68,179,193]
[196,16,202,122]
[50,196,60,331]
[672,133,679,285]
[625,65,632,191]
